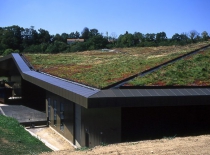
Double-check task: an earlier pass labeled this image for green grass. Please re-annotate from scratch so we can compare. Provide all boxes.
[128,48,210,86]
[25,41,210,88]
[0,115,51,155]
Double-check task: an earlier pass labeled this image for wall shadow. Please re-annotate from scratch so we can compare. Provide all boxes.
[122,105,210,142]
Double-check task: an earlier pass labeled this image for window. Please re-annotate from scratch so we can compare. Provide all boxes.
[54,100,57,125]
[48,98,51,122]
[60,103,64,131]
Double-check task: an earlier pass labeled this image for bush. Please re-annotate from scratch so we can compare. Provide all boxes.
[70,42,87,52]
[3,49,13,56]
[45,44,58,53]
[23,45,42,53]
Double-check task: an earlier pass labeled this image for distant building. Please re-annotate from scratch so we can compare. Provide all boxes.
[67,39,84,44]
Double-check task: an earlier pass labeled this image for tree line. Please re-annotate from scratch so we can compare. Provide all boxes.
[0,25,209,55]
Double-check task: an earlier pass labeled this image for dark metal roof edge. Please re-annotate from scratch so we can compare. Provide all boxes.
[89,88,210,99]
[0,54,99,108]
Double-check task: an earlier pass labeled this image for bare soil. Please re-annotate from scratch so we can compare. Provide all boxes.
[40,134,210,155]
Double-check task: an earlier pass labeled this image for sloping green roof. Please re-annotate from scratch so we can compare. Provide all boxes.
[128,47,210,86]
[25,41,210,88]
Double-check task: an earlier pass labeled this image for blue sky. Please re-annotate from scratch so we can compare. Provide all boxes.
[0,0,210,38]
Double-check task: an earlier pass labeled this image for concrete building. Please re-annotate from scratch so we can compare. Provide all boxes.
[1,53,210,147]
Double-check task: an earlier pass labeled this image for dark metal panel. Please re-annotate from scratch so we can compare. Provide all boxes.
[184,89,199,95]
[161,89,176,96]
[129,89,143,96]
[198,88,209,95]
[170,89,184,96]
[137,89,151,96]
[145,89,160,96]
[80,107,121,147]
[179,89,192,95]
[101,89,116,97]
[119,89,134,97]
[111,90,125,97]
[156,89,168,96]
[201,88,210,95]
[94,91,107,98]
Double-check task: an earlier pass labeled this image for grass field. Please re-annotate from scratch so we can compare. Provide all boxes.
[0,115,51,155]
[25,41,210,88]
[128,47,210,86]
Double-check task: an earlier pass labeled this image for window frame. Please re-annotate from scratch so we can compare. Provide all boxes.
[54,100,57,126]
[60,102,64,131]
[48,98,51,122]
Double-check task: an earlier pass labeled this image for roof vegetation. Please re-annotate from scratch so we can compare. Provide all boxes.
[128,47,210,86]
[25,41,210,88]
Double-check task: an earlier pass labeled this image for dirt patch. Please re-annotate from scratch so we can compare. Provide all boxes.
[147,54,166,59]
[40,134,210,155]
[0,138,9,144]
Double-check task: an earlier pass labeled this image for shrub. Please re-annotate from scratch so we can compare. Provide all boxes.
[3,49,13,56]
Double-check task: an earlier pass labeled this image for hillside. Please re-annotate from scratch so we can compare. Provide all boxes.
[0,115,51,155]
[25,41,210,88]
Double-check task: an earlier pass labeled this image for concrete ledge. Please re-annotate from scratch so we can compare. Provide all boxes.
[25,127,59,151]
[49,126,77,149]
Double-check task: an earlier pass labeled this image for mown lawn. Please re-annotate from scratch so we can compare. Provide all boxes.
[0,115,51,155]
[25,41,210,88]
[128,47,210,86]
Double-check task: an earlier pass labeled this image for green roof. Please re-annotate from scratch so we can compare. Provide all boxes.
[25,41,210,88]
[128,47,210,86]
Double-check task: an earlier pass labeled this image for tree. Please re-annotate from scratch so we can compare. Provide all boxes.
[117,32,134,47]
[145,33,156,42]
[53,34,62,42]
[156,32,167,43]
[61,33,69,42]
[69,32,76,39]
[133,32,144,45]
[89,29,100,37]
[1,25,24,50]
[38,28,51,43]
[30,27,39,45]
[81,27,89,40]
[172,33,181,42]
[201,31,209,41]
[189,30,199,42]
[86,35,108,50]
[179,33,189,45]
[110,32,118,40]
[75,31,80,39]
